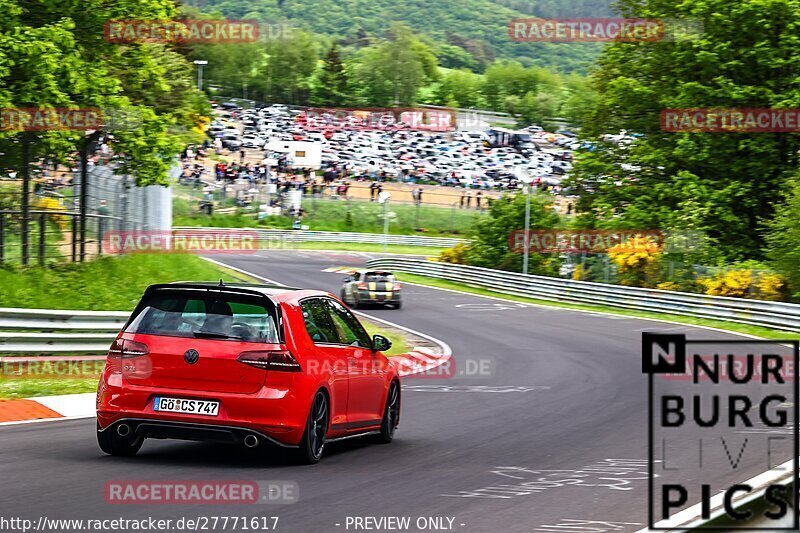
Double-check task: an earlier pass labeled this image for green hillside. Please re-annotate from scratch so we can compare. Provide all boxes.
[191,0,612,73]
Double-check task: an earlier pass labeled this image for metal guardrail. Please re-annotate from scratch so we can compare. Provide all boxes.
[174,227,465,248]
[366,258,800,332]
[0,308,128,331]
[0,308,126,353]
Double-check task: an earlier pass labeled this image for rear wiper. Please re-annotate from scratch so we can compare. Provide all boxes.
[193,331,244,340]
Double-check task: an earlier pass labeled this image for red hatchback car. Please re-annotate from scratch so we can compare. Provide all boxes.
[96,282,401,463]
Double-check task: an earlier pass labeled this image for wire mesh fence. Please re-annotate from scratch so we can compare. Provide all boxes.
[172,178,489,236]
[0,164,172,265]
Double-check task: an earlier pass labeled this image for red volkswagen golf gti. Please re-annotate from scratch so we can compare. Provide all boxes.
[96,282,401,463]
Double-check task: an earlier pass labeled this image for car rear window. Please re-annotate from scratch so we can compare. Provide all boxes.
[125,290,280,343]
[364,271,394,282]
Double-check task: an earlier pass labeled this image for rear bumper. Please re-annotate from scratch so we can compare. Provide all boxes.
[96,377,308,446]
[97,418,297,448]
[356,292,401,304]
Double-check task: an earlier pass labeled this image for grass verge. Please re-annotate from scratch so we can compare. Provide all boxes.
[0,378,98,399]
[394,272,797,340]
[0,254,255,310]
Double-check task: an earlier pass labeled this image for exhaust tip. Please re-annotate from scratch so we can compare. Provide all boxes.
[243,434,259,448]
[117,424,131,437]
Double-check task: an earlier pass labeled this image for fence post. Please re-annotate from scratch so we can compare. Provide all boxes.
[79,140,89,262]
[98,218,104,256]
[71,215,78,262]
[0,214,4,264]
[38,213,46,266]
[21,135,31,265]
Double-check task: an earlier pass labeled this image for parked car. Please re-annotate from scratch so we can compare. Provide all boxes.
[241,135,264,148]
[97,282,401,464]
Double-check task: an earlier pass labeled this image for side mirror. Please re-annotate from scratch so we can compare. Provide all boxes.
[372,334,392,353]
[342,276,352,282]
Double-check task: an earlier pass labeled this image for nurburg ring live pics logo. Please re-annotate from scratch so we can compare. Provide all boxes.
[642,332,799,530]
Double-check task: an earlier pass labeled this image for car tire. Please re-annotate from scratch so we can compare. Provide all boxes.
[295,391,329,464]
[375,381,400,444]
[392,301,402,310]
[97,422,143,457]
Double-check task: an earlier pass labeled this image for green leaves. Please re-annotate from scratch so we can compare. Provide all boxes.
[0,0,202,185]
[574,0,800,261]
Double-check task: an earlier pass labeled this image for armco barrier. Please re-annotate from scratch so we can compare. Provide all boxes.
[173,227,465,248]
[366,258,800,332]
[0,308,126,353]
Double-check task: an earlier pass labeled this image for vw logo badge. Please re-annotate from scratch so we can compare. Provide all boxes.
[184,349,200,365]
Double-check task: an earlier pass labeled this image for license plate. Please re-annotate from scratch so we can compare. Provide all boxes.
[153,397,219,416]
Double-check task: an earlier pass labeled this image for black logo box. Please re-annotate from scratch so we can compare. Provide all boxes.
[643,333,799,530]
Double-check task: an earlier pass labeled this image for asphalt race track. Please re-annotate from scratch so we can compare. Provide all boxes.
[0,250,793,533]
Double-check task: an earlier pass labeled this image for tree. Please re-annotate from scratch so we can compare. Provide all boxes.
[766,177,800,298]
[0,0,203,185]
[571,0,800,261]
[257,30,320,105]
[353,24,439,106]
[461,193,562,273]
[431,69,486,109]
[314,43,350,105]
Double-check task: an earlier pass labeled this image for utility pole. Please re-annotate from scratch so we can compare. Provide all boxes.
[515,166,535,275]
[193,60,208,91]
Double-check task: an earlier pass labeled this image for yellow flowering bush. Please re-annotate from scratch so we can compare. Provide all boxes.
[656,281,681,292]
[756,273,787,301]
[438,243,469,264]
[698,269,787,301]
[607,235,662,287]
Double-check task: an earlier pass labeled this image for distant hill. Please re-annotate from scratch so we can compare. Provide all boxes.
[188,0,614,73]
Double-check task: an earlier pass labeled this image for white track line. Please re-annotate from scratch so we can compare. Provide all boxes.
[201,256,281,285]
[396,279,768,341]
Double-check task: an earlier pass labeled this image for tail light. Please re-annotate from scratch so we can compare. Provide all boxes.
[393,283,402,291]
[357,283,368,290]
[237,350,301,372]
[108,339,149,358]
